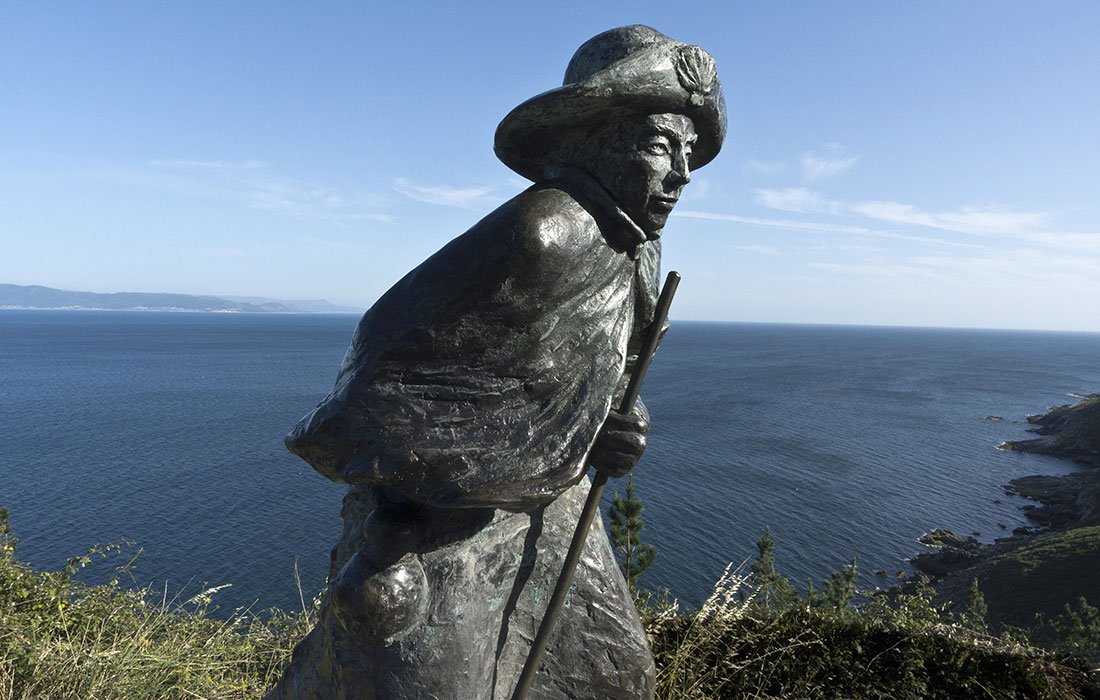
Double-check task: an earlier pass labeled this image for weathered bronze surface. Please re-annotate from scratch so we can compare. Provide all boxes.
[266,24,725,700]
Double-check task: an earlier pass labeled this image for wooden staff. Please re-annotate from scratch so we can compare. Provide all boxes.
[511,270,680,700]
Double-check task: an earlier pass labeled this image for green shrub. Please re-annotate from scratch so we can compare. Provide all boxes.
[644,573,1100,699]
[644,528,1100,699]
[806,556,859,618]
[965,576,989,629]
[609,474,657,590]
[1050,597,1100,670]
[749,526,798,608]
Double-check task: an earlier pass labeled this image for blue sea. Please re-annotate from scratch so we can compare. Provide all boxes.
[3,310,1098,614]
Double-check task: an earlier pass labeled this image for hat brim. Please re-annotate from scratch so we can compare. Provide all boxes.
[495,45,727,183]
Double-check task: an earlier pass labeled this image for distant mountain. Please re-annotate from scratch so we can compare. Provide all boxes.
[0,284,357,314]
[220,295,361,314]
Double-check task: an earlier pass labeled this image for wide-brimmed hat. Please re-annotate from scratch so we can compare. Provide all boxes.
[495,25,727,182]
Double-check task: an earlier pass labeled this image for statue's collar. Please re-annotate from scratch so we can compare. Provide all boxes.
[551,166,653,258]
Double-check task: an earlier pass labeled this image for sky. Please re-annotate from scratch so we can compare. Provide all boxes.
[2,2,1099,331]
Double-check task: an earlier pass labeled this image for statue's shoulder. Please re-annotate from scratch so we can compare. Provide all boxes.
[503,183,601,255]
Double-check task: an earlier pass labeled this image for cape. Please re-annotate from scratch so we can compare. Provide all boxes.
[286,173,660,510]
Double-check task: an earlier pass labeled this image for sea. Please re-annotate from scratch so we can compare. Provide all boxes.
[2,310,1098,615]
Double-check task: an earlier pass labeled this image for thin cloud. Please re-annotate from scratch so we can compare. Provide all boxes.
[178,245,264,260]
[751,186,1066,244]
[807,261,941,279]
[247,182,389,223]
[911,250,1100,277]
[246,183,388,223]
[393,178,494,208]
[809,250,1100,290]
[732,244,782,256]
[801,148,860,180]
[142,158,390,224]
[849,201,937,228]
[335,212,395,224]
[297,235,372,255]
[936,206,1048,235]
[1020,232,1100,254]
[809,242,887,254]
[676,209,981,248]
[148,159,269,170]
[754,187,840,214]
[248,181,344,215]
[745,159,787,175]
[851,201,1049,236]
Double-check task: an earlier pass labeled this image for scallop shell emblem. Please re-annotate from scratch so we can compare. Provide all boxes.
[674,45,718,107]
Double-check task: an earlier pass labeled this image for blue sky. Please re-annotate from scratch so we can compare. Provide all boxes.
[3,2,1098,330]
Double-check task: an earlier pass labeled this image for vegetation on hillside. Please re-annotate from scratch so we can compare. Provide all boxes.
[937,525,1100,632]
[643,528,1100,699]
[0,508,311,699]
[2,506,1098,699]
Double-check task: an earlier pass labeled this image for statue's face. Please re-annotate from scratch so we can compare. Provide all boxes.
[596,113,697,236]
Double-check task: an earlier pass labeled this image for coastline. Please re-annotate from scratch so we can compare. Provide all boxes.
[908,393,1100,628]
[0,305,324,314]
[0,283,361,314]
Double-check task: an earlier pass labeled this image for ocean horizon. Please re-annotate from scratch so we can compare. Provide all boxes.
[3,309,1098,614]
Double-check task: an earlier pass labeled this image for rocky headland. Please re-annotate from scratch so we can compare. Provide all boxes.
[0,283,358,313]
[1003,393,1100,467]
[910,394,1100,630]
[1000,393,1100,531]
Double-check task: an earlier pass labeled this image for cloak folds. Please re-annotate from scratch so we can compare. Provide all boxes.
[286,172,660,511]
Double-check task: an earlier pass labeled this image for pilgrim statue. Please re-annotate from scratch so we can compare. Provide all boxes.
[266,25,725,700]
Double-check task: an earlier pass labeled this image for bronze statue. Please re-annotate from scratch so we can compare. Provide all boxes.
[267,25,725,700]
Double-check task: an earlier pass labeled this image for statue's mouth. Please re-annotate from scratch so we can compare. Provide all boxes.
[650,196,678,213]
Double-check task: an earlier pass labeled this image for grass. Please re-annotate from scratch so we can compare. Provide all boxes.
[0,509,312,700]
[644,563,1100,699]
[2,509,1098,699]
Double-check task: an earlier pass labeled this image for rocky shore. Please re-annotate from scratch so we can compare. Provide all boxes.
[909,394,1100,629]
[1002,393,1100,468]
[1001,393,1100,530]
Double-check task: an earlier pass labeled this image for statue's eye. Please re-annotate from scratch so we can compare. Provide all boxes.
[643,138,670,156]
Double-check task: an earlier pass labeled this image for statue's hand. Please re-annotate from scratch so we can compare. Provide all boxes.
[588,399,650,478]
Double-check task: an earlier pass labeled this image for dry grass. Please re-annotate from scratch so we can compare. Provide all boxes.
[0,510,315,700]
[3,509,1097,700]
[642,561,1100,700]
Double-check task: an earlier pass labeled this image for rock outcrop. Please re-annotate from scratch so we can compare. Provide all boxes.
[999,394,1100,529]
[1000,393,1100,467]
[912,529,984,578]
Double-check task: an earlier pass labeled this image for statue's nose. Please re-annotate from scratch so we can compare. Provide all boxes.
[667,154,690,188]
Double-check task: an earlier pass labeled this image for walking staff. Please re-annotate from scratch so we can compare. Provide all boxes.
[513,271,681,700]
